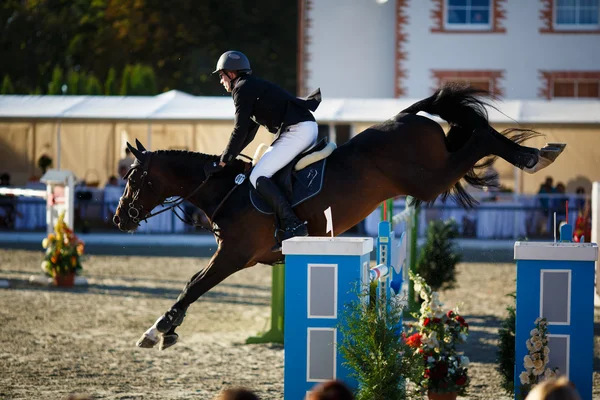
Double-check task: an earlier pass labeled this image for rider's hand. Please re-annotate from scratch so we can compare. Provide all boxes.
[204,161,224,177]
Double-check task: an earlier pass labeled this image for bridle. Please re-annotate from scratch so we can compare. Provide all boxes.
[119,152,251,237]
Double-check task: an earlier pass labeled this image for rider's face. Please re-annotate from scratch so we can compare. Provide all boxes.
[219,71,236,92]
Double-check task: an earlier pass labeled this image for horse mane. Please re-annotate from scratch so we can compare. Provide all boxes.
[153,150,247,174]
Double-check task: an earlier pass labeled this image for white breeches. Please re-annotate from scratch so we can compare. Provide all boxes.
[250,121,318,187]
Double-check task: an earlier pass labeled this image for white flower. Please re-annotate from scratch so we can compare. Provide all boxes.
[531,353,540,361]
[544,368,557,379]
[461,356,470,368]
[422,332,439,349]
[524,355,534,369]
[414,282,422,293]
[534,317,542,324]
[448,368,455,374]
[533,368,545,376]
[533,360,544,369]
[539,319,548,327]
[543,346,550,356]
[519,371,530,385]
[427,356,435,364]
[526,340,533,351]
[533,341,543,351]
[530,328,539,336]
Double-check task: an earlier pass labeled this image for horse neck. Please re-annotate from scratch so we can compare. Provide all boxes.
[156,153,245,220]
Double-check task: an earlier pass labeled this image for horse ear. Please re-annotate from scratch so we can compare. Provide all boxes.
[135,138,147,152]
[126,142,145,161]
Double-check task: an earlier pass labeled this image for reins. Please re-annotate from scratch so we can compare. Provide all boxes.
[124,152,253,238]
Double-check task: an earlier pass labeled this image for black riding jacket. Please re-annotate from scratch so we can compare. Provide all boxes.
[220,74,321,164]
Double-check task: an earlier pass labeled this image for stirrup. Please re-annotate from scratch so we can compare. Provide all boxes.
[270,221,308,252]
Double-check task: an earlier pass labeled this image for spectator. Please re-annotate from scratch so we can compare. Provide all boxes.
[0,172,10,186]
[118,165,128,180]
[214,387,259,400]
[118,147,134,176]
[307,380,355,400]
[106,175,119,187]
[575,186,586,213]
[524,376,581,400]
[537,176,555,217]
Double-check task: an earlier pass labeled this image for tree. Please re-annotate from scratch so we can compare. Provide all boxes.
[104,67,117,95]
[47,66,64,95]
[85,74,103,95]
[119,64,133,95]
[67,70,81,95]
[1,75,14,94]
[416,219,462,292]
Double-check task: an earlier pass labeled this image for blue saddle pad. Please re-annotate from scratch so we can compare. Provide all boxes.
[249,158,327,215]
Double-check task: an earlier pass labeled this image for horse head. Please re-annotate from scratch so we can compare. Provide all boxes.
[113,140,170,232]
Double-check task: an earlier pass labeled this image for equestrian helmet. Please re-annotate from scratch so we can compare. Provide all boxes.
[213,51,252,74]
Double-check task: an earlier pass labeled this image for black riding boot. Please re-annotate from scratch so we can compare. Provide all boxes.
[255,176,308,251]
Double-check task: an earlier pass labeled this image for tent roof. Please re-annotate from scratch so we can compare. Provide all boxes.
[0,90,599,124]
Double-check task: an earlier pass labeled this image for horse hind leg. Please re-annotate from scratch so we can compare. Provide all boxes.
[486,128,566,174]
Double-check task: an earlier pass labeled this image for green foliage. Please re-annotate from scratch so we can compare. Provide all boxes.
[120,64,133,95]
[130,63,157,95]
[85,74,103,94]
[104,67,117,95]
[338,285,422,400]
[496,291,516,396]
[416,220,462,292]
[1,75,14,94]
[0,1,297,95]
[48,66,64,95]
[67,70,82,94]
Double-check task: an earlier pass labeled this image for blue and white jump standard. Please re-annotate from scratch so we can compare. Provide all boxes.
[514,233,598,400]
[281,237,373,399]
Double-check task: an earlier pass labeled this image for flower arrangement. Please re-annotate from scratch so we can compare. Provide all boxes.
[338,283,422,400]
[41,210,84,279]
[518,317,559,398]
[403,272,470,398]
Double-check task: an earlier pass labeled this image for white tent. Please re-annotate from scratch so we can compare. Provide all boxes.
[0,91,599,193]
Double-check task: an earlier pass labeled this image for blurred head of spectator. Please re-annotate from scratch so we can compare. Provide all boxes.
[214,387,260,400]
[0,172,10,186]
[524,376,581,400]
[107,175,119,187]
[306,380,355,400]
[575,186,585,195]
[555,182,566,194]
[119,165,128,179]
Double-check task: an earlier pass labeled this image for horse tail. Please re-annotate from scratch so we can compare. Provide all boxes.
[401,83,540,208]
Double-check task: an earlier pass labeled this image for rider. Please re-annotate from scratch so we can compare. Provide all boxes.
[205,50,322,246]
[153,51,322,339]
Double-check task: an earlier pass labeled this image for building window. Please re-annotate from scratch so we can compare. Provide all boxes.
[431,0,506,33]
[555,0,599,30]
[539,71,600,99]
[431,70,505,96]
[446,0,492,30]
[541,0,600,33]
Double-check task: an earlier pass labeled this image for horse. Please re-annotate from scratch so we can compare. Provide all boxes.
[112,85,565,350]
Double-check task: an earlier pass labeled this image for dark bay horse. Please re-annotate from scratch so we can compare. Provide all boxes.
[112,85,564,350]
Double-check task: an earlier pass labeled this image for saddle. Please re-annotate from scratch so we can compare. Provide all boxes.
[249,138,336,215]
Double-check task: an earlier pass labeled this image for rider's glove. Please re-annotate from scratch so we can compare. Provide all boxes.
[204,161,224,177]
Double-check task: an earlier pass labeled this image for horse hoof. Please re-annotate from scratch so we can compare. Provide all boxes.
[523,143,566,174]
[136,333,160,348]
[159,333,179,351]
[539,143,566,162]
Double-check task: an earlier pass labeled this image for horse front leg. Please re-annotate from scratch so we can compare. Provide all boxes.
[136,246,252,350]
